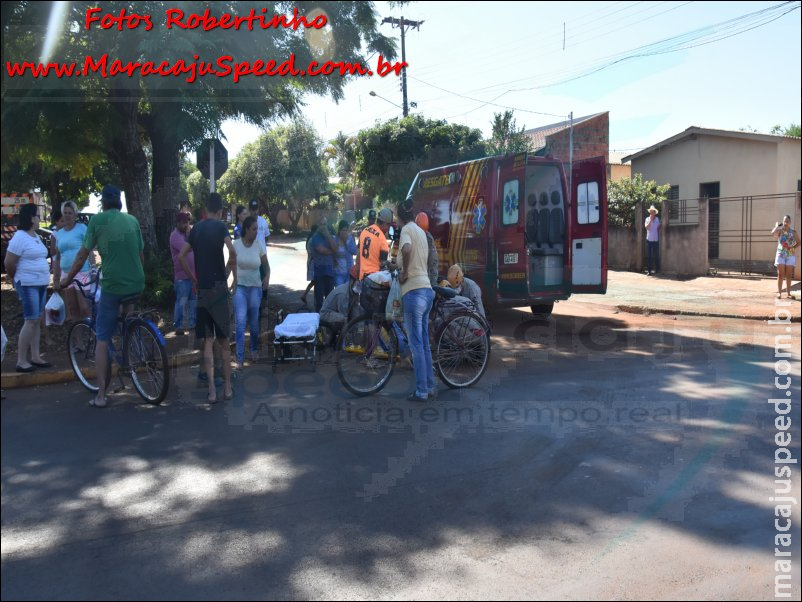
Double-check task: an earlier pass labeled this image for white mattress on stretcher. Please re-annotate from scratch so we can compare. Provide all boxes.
[274,313,320,339]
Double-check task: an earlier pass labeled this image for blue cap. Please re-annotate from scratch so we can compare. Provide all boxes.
[101,185,121,201]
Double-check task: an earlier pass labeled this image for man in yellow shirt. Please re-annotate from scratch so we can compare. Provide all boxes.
[356,207,393,280]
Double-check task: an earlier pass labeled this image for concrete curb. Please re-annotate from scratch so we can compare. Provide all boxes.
[267,242,303,251]
[613,303,801,322]
[1,349,202,390]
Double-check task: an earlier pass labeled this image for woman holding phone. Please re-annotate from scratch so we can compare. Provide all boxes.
[771,215,799,299]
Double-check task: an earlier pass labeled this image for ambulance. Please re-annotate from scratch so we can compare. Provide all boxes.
[406,153,607,316]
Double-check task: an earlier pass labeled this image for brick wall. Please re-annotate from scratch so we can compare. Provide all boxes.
[546,112,609,165]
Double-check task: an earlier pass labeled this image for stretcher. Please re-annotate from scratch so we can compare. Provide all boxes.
[272,311,320,372]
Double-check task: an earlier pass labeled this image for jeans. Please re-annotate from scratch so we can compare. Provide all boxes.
[174,279,196,329]
[14,282,47,321]
[314,274,334,312]
[334,272,349,287]
[646,240,660,273]
[403,287,435,397]
[233,285,261,363]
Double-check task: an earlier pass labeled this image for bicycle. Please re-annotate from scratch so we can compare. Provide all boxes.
[335,274,491,396]
[66,270,170,404]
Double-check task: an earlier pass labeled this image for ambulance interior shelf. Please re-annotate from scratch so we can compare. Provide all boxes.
[526,189,564,288]
[525,190,564,256]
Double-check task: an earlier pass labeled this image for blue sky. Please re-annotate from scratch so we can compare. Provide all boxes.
[220,0,802,159]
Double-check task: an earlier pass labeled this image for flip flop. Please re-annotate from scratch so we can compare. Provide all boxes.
[223,389,234,401]
[88,398,108,408]
[207,394,219,404]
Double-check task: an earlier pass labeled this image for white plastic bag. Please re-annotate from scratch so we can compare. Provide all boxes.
[385,276,403,322]
[45,292,66,326]
[366,270,392,286]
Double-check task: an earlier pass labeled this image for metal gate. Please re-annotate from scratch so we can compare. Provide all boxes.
[711,193,799,275]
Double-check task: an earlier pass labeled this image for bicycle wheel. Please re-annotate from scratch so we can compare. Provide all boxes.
[124,319,170,404]
[67,321,110,393]
[434,311,490,389]
[336,316,397,396]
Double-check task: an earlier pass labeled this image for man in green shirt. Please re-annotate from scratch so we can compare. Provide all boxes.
[59,185,145,408]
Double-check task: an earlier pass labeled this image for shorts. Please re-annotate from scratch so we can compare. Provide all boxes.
[15,283,47,321]
[96,291,129,342]
[775,254,796,267]
[196,287,231,339]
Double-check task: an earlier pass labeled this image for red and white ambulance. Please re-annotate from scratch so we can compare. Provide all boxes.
[406,153,607,316]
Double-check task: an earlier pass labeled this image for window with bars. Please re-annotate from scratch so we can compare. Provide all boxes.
[665,186,699,226]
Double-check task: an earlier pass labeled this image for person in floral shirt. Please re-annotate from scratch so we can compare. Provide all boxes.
[771,214,799,299]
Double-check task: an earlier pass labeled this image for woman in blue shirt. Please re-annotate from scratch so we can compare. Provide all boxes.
[51,201,94,319]
[333,219,357,287]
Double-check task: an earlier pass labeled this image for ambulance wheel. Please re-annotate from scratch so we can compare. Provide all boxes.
[530,303,554,319]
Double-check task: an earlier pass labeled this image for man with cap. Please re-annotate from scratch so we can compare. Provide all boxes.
[644,204,661,275]
[367,209,377,226]
[58,185,145,408]
[248,199,270,252]
[356,207,393,281]
[441,264,486,320]
[170,212,196,336]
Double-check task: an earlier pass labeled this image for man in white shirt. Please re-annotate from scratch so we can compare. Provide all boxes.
[397,200,435,402]
[644,205,661,275]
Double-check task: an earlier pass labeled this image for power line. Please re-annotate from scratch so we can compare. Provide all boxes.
[411,1,799,119]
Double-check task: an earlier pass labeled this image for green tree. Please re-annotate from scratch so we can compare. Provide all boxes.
[607,173,670,228]
[487,110,534,155]
[2,1,396,251]
[185,171,211,210]
[324,131,358,192]
[354,116,486,202]
[770,123,801,137]
[218,119,327,230]
[278,119,328,230]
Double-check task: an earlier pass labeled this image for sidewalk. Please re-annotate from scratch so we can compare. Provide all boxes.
[1,267,798,390]
[566,270,800,322]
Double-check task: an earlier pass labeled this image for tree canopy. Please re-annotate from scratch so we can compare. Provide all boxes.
[770,123,801,137]
[218,118,327,230]
[487,110,534,156]
[607,173,670,228]
[354,115,486,202]
[2,0,396,250]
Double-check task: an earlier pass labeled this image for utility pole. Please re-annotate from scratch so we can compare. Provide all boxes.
[382,16,423,117]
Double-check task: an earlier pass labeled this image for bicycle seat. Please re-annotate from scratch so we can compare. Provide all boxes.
[119,294,140,306]
[432,285,457,299]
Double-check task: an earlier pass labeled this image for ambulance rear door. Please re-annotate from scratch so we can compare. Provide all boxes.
[570,156,607,294]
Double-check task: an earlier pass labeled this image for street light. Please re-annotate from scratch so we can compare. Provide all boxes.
[369,90,401,111]
[369,90,416,114]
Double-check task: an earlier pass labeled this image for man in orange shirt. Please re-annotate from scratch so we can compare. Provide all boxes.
[356,207,393,280]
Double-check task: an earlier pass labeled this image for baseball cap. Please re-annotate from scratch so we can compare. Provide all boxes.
[377,207,393,223]
[101,185,121,201]
[248,199,259,210]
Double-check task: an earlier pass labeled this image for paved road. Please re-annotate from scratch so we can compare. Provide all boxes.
[2,275,799,600]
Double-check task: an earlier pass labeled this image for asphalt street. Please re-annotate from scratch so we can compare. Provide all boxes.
[2,247,800,601]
